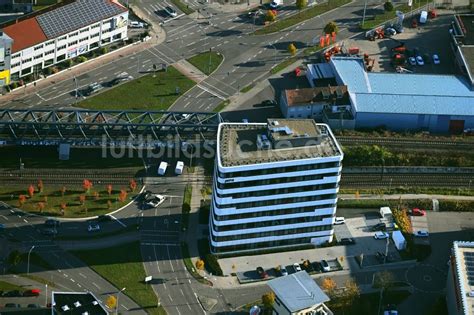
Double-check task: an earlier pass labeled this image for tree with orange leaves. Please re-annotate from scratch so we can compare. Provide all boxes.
[60,203,67,215]
[118,190,127,202]
[79,195,86,205]
[82,179,93,193]
[106,184,113,196]
[129,179,137,192]
[18,195,26,206]
[37,180,44,193]
[27,185,35,198]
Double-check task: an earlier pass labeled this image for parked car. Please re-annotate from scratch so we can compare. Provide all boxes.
[129,21,146,28]
[408,208,426,216]
[23,289,40,297]
[242,118,249,123]
[374,231,389,240]
[408,57,416,66]
[415,230,429,237]
[4,290,22,297]
[370,223,386,232]
[28,304,40,308]
[97,214,112,222]
[334,217,345,225]
[293,263,302,272]
[256,266,268,279]
[144,195,166,208]
[432,54,440,64]
[164,6,178,17]
[416,55,424,66]
[4,303,20,308]
[87,223,100,232]
[340,238,355,245]
[45,219,60,227]
[279,265,288,276]
[320,260,330,272]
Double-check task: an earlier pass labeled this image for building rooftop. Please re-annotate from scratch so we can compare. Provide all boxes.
[451,14,474,85]
[267,271,330,312]
[218,119,342,167]
[1,0,127,53]
[452,241,474,315]
[52,291,108,315]
[284,85,350,107]
[328,57,474,116]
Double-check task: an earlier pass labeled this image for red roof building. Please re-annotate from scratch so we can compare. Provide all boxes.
[3,17,47,53]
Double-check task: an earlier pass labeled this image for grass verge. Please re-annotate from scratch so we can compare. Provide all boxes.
[270,57,298,74]
[20,274,56,287]
[213,99,230,113]
[181,185,192,231]
[169,0,195,14]
[254,0,351,35]
[240,84,254,93]
[77,67,196,111]
[339,187,474,197]
[0,186,132,218]
[0,280,24,291]
[360,0,430,30]
[186,51,223,75]
[180,242,213,286]
[71,241,165,315]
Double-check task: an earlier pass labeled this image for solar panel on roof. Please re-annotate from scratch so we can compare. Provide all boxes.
[36,0,125,39]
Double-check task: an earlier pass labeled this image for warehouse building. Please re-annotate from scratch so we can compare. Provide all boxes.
[446,241,474,315]
[0,0,128,86]
[210,119,343,255]
[299,57,474,133]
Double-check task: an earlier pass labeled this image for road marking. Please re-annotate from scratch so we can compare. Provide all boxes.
[187,303,192,310]
[184,101,191,108]
[77,283,81,288]
[166,245,175,272]
[168,294,173,301]
[110,215,126,227]
[175,306,181,315]
[70,278,75,283]
[194,292,206,314]
[78,273,87,279]
[0,215,8,221]
[196,85,225,100]
[121,304,128,310]
[188,279,191,284]
[35,93,46,101]
[153,245,161,273]
[92,282,100,289]
[180,289,185,296]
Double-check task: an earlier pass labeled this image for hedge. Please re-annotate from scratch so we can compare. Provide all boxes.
[338,199,474,212]
[204,253,223,276]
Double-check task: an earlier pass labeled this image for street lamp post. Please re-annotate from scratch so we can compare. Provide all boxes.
[45,284,48,307]
[27,245,35,275]
[361,0,368,27]
[116,287,126,315]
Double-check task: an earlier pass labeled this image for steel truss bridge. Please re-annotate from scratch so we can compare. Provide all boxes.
[0,109,222,146]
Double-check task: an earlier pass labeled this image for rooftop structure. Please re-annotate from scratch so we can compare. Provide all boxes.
[447,241,474,315]
[52,291,108,314]
[267,271,333,315]
[283,86,350,107]
[218,119,342,167]
[452,14,474,88]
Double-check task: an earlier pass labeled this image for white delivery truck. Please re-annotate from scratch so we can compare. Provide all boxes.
[158,161,168,175]
[392,230,407,251]
[380,207,393,219]
[419,10,428,24]
[175,161,184,175]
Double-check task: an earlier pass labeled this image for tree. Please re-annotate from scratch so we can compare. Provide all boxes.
[37,179,44,193]
[106,184,113,196]
[338,279,360,310]
[64,59,73,67]
[7,250,21,267]
[18,195,26,206]
[321,277,337,298]
[37,202,45,212]
[266,10,276,22]
[118,190,127,202]
[262,292,275,309]
[106,295,117,309]
[28,184,35,198]
[79,195,86,205]
[195,259,205,270]
[82,179,93,193]
[393,208,412,234]
[384,1,394,11]
[324,21,339,34]
[374,271,394,315]
[288,43,297,56]
[60,203,67,215]
[296,0,307,11]
[60,186,66,197]
[129,179,137,192]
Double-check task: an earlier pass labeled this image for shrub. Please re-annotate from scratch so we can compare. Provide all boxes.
[384,1,394,11]
[99,47,108,55]
[77,56,87,63]
[204,253,223,276]
[9,82,18,89]
[324,21,339,34]
[266,10,276,22]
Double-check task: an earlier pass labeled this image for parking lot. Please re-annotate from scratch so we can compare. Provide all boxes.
[342,9,457,74]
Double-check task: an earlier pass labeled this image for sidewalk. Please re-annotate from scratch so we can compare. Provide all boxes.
[174,59,208,83]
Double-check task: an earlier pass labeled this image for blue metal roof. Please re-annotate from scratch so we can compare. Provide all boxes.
[267,271,329,312]
[330,57,474,116]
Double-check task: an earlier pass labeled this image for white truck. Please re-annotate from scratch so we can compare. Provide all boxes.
[419,10,428,24]
[380,207,393,219]
[175,161,184,175]
[158,161,168,176]
[392,230,407,251]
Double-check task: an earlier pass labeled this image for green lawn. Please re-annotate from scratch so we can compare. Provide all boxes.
[181,185,192,230]
[254,0,351,35]
[270,57,298,74]
[212,99,230,113]
[186,52,224,75]
[77,67,196,111]
[71,242,165,315]
[169,0,195,14]
[0,280,24,291]
[0,186,133,218]
[361,0,430,30]
[0,146,143,170]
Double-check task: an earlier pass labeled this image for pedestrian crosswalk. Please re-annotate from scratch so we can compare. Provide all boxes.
[140,229,181,245]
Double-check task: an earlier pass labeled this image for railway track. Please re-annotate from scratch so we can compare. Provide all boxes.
[337,136,474,149]
[341,174,473,188]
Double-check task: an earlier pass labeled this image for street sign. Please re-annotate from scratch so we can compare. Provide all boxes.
[145,276,152,283]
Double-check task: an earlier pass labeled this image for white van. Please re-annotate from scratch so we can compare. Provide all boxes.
[419,11,428,24]
[129,21,145,28]
[158,161,168,175]
[269,0,282,9]
[175,161,184,175]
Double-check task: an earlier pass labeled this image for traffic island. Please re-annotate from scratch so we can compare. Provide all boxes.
[186,51,224,76]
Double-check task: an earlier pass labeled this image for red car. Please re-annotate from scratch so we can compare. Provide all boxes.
[410,208,426,216]
[23,289,40,297]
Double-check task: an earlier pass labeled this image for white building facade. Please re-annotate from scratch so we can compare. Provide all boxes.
[447,241,474,315]
[1,0,128,85]
[210,119,343,255]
